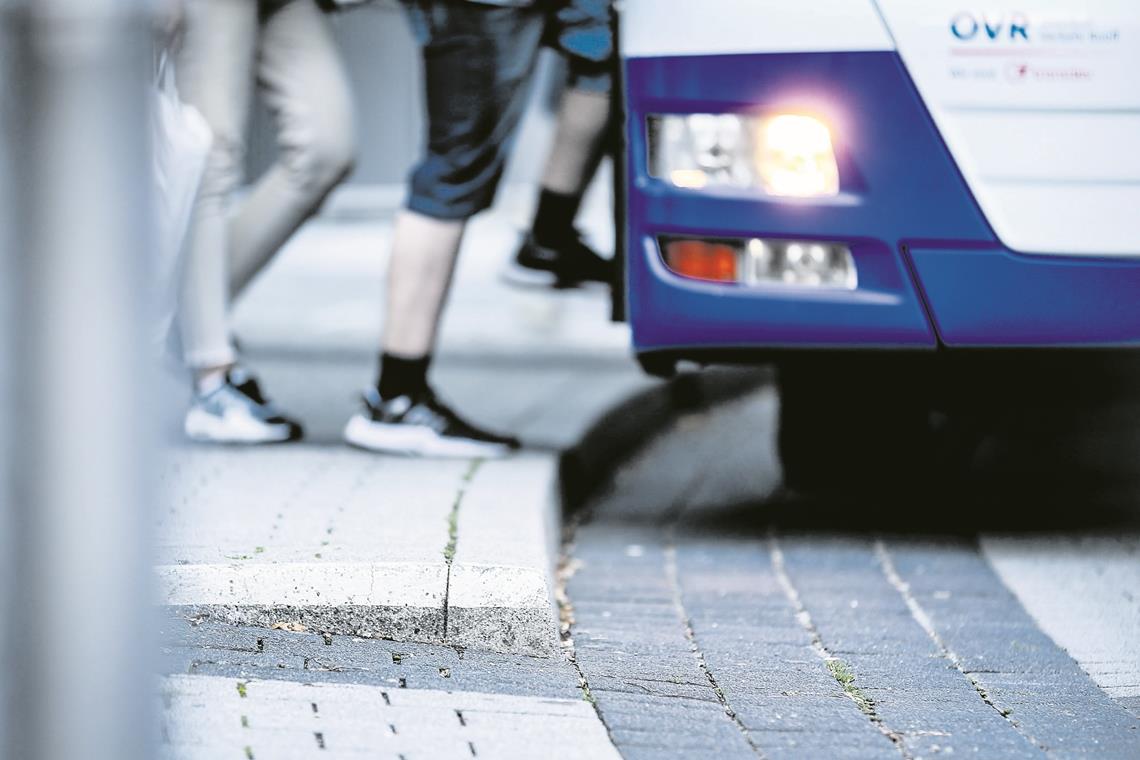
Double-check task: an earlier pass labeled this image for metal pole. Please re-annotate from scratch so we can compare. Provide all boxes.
[1,0,155,758]
[0,32,12,754]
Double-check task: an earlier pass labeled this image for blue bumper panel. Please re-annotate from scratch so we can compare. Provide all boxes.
[635,236,935,349]
[625,51,997,353]
[909,246,1140,347]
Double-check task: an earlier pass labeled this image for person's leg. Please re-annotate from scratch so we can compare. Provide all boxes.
[173,0,309,443]
[507,0,615,288]
[381,211,464,364]
[229,0,356,296]
[533,86,610,224]
[541,0,614,200]
[344,0,543,458]
[175,0,259,380]
[381,0,542,386]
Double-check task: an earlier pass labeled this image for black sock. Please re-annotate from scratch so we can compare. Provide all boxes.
[531,189,582,248]
[377,353,431,400]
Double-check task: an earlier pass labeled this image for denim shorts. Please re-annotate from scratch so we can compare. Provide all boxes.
[401,0,614,220]
[544,0,614,93]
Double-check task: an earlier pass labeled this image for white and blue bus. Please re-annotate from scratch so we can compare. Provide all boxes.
[617,0,1140,489]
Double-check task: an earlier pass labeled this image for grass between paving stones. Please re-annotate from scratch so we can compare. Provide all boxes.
[552,522,604,712]
[443,460,483,564]
[826,659,876,716]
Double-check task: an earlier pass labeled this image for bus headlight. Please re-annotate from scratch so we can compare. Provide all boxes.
[756,115,840,197]
[649,113,840,197]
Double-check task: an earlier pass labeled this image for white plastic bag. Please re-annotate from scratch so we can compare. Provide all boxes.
[152,52,211,350]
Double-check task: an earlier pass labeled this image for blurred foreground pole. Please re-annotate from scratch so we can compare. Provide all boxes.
[0,0,155,759]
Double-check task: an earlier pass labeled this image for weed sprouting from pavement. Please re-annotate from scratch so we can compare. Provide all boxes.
[443,460,483,564]
[827,659,875,716]
[443,508,459,563]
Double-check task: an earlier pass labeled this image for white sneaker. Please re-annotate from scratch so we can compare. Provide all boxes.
[343,387,519,458]
[184,368,302,444]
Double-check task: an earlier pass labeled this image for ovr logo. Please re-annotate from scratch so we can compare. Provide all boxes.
[951,12,1030,41]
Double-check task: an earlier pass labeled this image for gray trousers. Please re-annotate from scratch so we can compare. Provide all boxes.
[176,0,356,369]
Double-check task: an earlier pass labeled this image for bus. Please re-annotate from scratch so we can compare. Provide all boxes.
[617,0,1140,490]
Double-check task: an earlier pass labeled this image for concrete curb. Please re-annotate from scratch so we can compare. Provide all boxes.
[157,453,560,657]
[447,456,561,655]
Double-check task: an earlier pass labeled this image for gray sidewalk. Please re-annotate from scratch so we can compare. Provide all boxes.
[160,674,619,760]
[157,196,654,656]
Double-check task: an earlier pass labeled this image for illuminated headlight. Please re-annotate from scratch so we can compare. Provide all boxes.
[648,113,840,197]
[662,237,857,289]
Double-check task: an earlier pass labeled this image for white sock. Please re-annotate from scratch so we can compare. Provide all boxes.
[195,367,228,396]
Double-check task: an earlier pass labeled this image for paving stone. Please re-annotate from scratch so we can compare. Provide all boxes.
[778,537,1050,759]
[740,729,899,760]
[159,611,582,701]
[608,723,750,749]
[160,674,619,760]
[672,538,895,757]
[1117,695,1140,718]
[982,535,1140,700]
[617,746,753,760]
[887,541,1140,758]
[598,699,728,731]
[565,526,764,757]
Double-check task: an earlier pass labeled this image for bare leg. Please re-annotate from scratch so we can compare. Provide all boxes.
[540,87,611,195]
[382,210,465,358]
[512,87,614,286]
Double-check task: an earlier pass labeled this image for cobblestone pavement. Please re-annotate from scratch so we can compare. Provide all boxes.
[163,374,1140,758]
[561,382,1140,760]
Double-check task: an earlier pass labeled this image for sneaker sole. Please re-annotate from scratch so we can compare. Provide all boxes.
[342,414,514,459]
[499,266,612,293]
[184,408,297,445]
[499,261,560,289]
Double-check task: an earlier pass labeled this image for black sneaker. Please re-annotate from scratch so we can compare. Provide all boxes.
[184,367,303,444]
[343,387,521,458]
[502,231,614,289]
